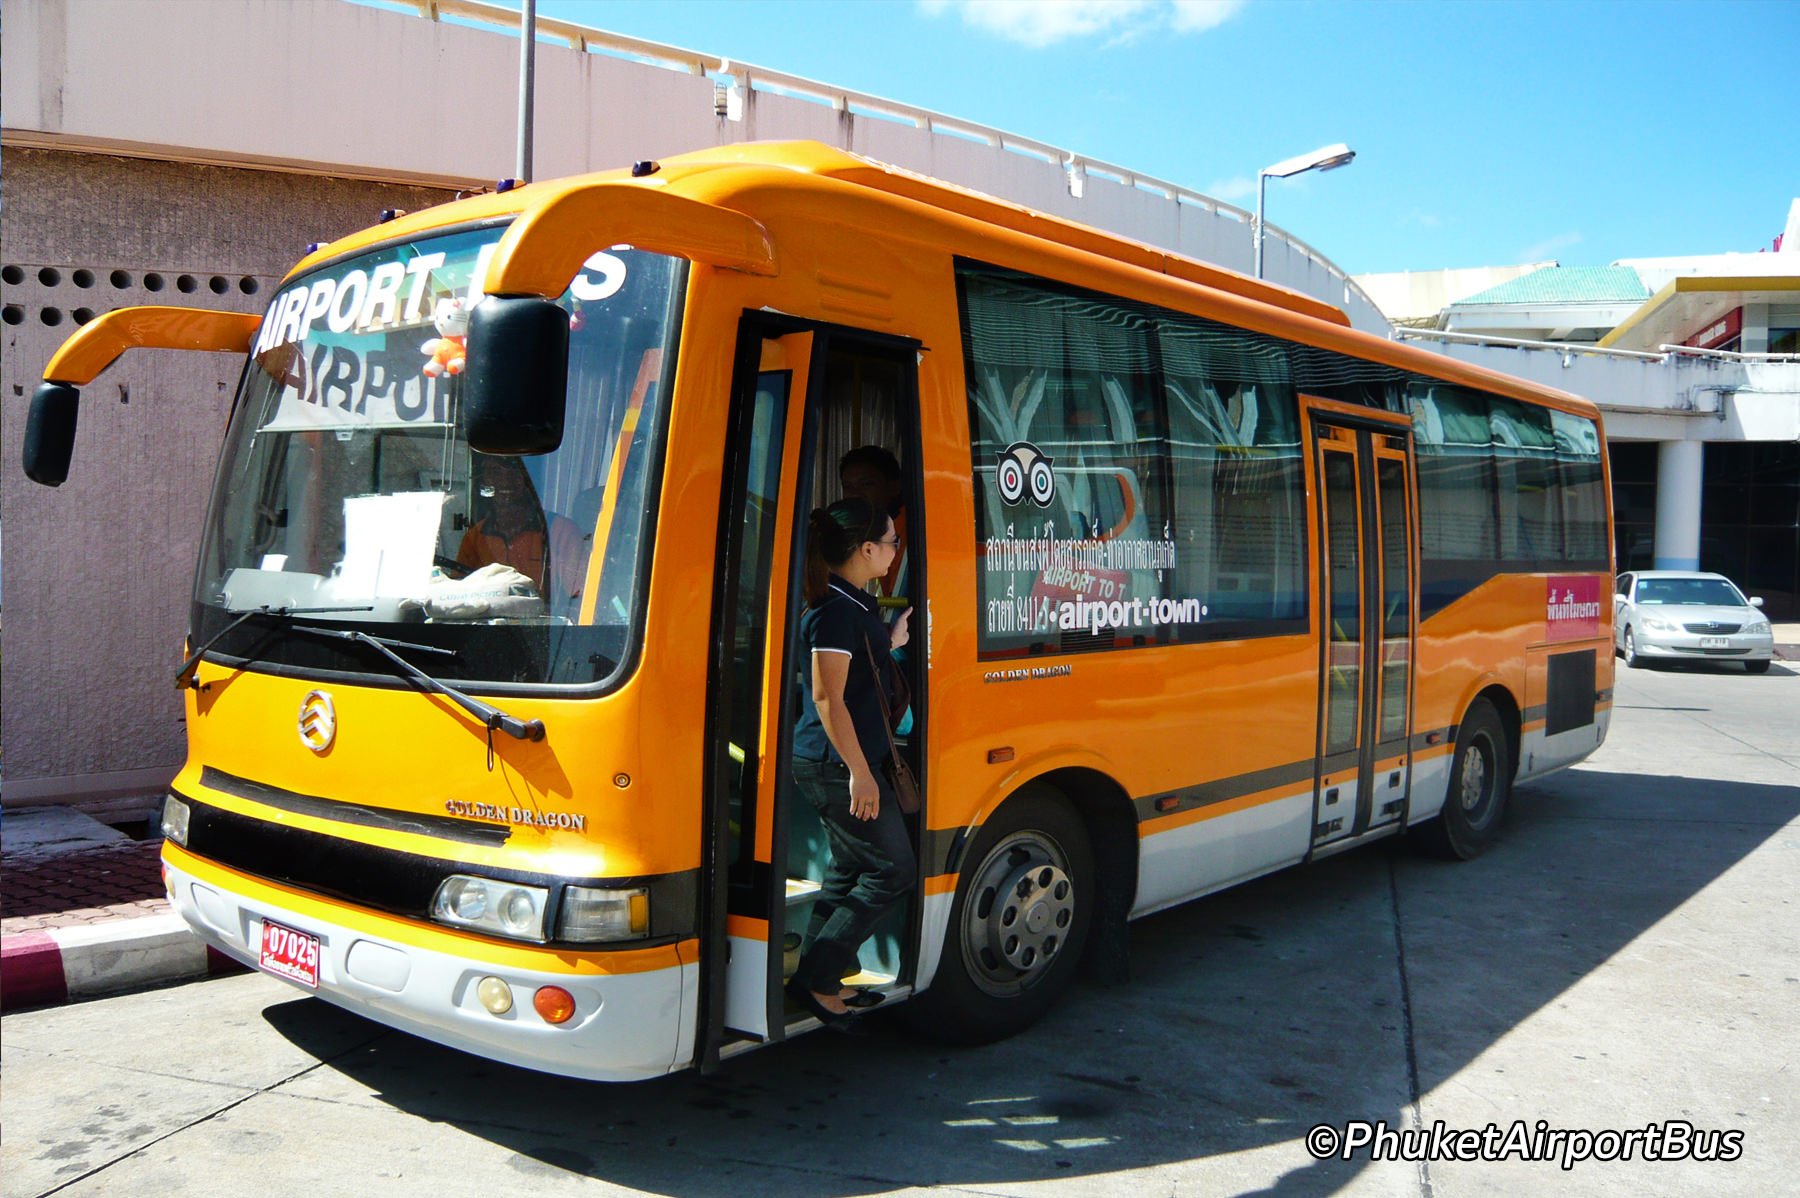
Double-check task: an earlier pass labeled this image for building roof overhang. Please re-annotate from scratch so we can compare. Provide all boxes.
[1599,274,1800,350]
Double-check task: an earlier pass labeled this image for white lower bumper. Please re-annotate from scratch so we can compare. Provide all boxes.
[166,860,696,1082]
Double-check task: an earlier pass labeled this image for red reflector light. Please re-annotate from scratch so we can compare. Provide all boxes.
[534,985,576,1024]
[1155,796,1180,813]
[987,747,1014,764]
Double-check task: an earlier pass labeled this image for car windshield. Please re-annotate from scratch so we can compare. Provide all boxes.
[1634,578,1747,607]
[192,224,686,688]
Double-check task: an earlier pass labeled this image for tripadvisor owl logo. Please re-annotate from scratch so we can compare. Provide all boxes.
[997,441,1056,508]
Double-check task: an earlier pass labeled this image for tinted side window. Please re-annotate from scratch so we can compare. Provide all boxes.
[1552,409,1609,562]
[1410,384,1500,610]
[957,260,1306,658]
[1410,385,1609,614]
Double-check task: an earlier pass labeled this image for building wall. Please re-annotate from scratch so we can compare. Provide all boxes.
[0,148,454,806]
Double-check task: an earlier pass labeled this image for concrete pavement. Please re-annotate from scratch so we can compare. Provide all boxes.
[3,652,1796,1195]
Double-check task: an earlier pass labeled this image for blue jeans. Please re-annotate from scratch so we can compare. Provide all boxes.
[790,758,915,993]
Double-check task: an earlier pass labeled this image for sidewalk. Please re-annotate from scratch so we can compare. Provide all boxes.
[1775,622,1800,659]
[1,806,241,1011]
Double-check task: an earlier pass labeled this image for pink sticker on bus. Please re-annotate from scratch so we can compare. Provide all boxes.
[1546,576,1603,641]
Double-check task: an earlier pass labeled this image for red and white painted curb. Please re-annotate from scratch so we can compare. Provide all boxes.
[1,914,240,1011]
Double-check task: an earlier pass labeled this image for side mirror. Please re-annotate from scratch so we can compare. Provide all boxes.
[23,383,82,486]
[1749,596,1764,608]
[462,296,569,456]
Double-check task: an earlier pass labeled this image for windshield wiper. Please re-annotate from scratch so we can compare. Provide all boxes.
[174,605,374,690]
[289,625,546,746]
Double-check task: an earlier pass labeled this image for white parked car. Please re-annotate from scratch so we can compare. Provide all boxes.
[1613,571,1775,673]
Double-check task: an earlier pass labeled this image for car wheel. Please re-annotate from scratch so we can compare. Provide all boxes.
[1623,627,1646,669]
[901,787,1092,1045]
[1745,659,1771,675]
[1413,699,1512,861]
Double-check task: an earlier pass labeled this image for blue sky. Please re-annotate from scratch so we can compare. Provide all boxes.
[466,0,1797,275]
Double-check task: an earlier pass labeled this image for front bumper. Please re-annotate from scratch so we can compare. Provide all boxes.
[164,845,697,1081]
[1632,629,1774,661]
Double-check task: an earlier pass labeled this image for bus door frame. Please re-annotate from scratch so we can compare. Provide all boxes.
[1303,399,1417,857]
[699,312,926,1071]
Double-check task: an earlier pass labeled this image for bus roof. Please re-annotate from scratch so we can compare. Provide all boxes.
[291,141,1600,422]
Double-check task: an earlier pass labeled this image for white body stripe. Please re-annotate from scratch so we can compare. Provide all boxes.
[1517,710,1612,785]
[1132,790,1313,918]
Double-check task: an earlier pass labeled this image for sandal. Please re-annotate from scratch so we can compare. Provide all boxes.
[838,989,884,1010]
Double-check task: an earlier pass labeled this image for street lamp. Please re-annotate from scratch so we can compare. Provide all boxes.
[1254,143,1356,279]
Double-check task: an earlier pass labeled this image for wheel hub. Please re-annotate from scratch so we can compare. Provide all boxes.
[961,834,1076,994]
[1460,742,1489,811]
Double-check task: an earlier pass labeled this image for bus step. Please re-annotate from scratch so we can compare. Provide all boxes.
[782,981,912,1037]
[838,968,896,989]
[785,877,823,905]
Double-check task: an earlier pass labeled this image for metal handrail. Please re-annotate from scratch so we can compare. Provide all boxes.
[1658,344,1800,364]
[376,0,1377,310]
[1393,327,1668,361]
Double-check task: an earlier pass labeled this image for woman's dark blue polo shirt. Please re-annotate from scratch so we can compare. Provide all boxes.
[793,574,894,767]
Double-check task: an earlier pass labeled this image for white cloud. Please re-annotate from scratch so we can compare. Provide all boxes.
[1170,0,1244,32]
[1517,231,1583,262]
[1206,175,1258,202]
[919,0,1245,48]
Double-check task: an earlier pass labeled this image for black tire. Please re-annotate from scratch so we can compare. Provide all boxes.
[1745,659,1771,675]
[1623,627,1647,669]
[901,788,1093,1045]
[1413,699,1512,861]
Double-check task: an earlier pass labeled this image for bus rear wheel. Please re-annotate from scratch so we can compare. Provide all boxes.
[1414,699,1511,861]
[905,789,1093,1045]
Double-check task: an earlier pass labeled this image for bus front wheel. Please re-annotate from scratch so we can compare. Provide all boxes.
[1414,699,1511,861]
[906,789,1093,1044]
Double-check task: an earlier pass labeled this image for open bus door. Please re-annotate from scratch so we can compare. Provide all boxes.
[700,324,816,1066]
[699,316,925,1069]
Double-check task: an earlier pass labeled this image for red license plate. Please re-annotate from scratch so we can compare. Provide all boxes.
[259,919,320,988]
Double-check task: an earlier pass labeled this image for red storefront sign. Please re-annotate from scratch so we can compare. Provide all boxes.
[1547,576,1603,641]
[1683,307,1742,351]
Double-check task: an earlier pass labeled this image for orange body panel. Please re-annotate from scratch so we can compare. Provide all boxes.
[44,305,261,385]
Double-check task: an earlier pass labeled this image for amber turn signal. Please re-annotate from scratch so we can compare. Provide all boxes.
[534,985,577,1025]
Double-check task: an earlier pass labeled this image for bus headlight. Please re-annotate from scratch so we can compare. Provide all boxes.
[557,886,649,942]
[431,876,549,942]
[161,795,191,847]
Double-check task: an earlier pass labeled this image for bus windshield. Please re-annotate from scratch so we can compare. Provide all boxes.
[193,224,686,688]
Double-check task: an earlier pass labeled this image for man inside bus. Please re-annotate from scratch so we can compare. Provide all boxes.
[457,454,584,603]
[839,445,908,600]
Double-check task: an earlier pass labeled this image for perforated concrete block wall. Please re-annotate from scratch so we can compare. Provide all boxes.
[1,149,454,803]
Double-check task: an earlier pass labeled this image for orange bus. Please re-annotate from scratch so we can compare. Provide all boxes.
[23,141,1612,1080]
